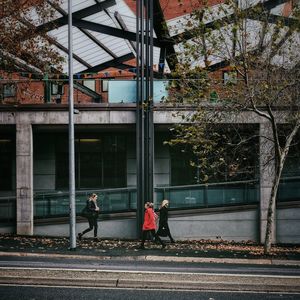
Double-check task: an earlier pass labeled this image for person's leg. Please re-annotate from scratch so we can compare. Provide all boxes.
[93,218,98,238]
[153,230,165,248]
[165,224,175,243]
[140,230,147,249]
[78,218,94,240]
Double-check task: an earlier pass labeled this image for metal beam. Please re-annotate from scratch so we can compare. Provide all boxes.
[47,0,118,59]
[80,53,135,74]
[49,38,92,68]
[40,0,116,32]
[153,0,177,71]
[73,19,166,47]
[114,11,137,53]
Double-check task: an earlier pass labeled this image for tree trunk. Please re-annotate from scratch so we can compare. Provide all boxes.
[264,164,283,254]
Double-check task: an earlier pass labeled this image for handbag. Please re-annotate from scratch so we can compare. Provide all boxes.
[80,206,90,218]
[157,226,168,237]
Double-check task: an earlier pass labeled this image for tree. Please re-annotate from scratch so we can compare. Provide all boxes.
[0,0,64,73]
[166,0,300,253]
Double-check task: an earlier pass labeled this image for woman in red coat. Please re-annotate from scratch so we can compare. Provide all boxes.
[139,202,165,249]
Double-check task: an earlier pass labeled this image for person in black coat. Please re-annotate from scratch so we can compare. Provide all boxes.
[78,193,100,240]
[157,199,175,243]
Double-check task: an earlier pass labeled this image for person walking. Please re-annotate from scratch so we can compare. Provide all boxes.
[139,202,165,250]
[78,193,100,240]
[157,199,175,243]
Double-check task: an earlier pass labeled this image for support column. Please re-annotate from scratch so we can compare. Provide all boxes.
[136,0,154,238]
[16,122,33,235]
[259,122,276,244]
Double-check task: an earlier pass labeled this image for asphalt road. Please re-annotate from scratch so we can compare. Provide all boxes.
[0,255,299,294]
[0,255,299,276]
[0,285,299,300]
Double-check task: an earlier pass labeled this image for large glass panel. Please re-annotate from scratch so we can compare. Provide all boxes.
[103,135,126,188]
[0,138,14,191]
[0,196,16,223]
[55,135,69,189]
[78,138,102,188]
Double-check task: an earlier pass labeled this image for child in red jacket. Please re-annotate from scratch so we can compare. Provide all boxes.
[139,202,165,249]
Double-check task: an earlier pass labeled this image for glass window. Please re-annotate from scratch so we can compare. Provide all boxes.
[103,135,126,188]
[3,84,16,97]
[83,80,96,91]
[51,83,63,95]
[170,149,196,186]
[101,78,114,92]
[55,135,69,189]
[0,139,13,190]
[55,134,127,190]
[78,139,102,188]
[223,71,238,85]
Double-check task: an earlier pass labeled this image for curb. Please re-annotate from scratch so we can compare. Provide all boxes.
[1,251,300,266]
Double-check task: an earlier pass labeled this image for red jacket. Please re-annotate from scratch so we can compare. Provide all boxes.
[142,208,156,230]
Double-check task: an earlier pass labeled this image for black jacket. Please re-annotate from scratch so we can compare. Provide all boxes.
[159,206,168,226]
[86,200,99,218]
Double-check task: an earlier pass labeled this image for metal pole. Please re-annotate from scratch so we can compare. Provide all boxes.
[136,0,145,238]
[148,0,154,204]
[68,0,76,250]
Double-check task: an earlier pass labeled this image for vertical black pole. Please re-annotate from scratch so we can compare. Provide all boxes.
[136,0,154,238]
[145,0,154,204]
[136,0,144,238]
[144,0,154,204]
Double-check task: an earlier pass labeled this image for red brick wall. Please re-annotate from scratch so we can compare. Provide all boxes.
[125,0,224,20]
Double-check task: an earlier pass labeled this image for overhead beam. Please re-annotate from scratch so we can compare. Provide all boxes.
[153,0,177,71]
[79,53,135,74]
[114,11,137,52]
[72,19,167,48]
[39,0,116,32]
[47,0,117,59]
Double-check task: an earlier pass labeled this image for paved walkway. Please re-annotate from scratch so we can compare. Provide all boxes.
[0,234,300,265]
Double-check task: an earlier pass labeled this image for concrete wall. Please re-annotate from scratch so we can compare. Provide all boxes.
[277,207,300,244]
[168,209,259,242]
[32,209,258,242]
[34,218,137,239]
[3,207,300,244]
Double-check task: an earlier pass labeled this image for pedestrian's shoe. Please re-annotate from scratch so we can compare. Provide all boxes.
[78,233,82,241]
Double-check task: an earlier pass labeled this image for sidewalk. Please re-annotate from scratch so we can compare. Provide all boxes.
[1,234,300,265]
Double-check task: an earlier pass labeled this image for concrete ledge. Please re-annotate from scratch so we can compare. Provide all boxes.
[0,251,299,266]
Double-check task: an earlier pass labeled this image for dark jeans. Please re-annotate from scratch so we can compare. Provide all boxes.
[141,229,164,247]
[81,217,98,237]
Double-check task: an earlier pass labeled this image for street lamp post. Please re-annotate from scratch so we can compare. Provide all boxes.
[68,0,76,250]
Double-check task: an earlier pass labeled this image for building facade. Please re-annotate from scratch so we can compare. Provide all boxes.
[0,0,299,243]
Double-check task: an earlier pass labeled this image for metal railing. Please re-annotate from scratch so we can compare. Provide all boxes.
[155,179,259,210]
[0,177,299,223]
[33,187,137,219]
